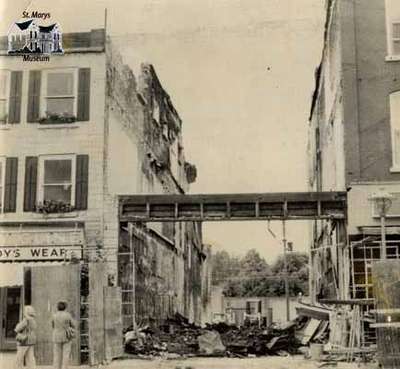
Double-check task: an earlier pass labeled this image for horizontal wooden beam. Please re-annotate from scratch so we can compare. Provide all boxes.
[118,191,347,222]
[318,298,374,305]
[370,322,400,328]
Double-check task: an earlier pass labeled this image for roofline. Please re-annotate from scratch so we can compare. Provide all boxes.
[308,0,336,121]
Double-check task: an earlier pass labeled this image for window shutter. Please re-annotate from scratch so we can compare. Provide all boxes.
[258,300,262,313]
[24,157,38,212]
[4,157,18,213]
[8,71,22,124]
[77,68,91,121]
[246,301,251,314]
[75,155,89,210]
[27,70,41,122]
[393,22,400,55]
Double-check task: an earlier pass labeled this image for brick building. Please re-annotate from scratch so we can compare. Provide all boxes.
[0,28,210,362]
[308,0,400,344]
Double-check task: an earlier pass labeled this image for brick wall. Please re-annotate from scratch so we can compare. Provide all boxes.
[103,39,207,325]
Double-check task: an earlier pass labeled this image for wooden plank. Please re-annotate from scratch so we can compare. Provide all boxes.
[372,260,400,369]
[104,286,123,361]
[89,262,108,365]
[29,264,80,366]
[370,323,400,328]
[119,191,346,204]
[318,298,375,305]
[371,309,400,314]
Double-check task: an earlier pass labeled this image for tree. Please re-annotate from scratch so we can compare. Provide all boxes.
[271,252,309,275]
[271,252,309,296]
[216,250,309,297]
[211,250,241,285]
[240,249,271,277]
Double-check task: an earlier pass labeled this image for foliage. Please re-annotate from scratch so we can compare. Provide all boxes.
[240,248,271,276]
[35,200,74,214]
[213,249,309,298]
[38,111,76,124]
[211,250,241,286]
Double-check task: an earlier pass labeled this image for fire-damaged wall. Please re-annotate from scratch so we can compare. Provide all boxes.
[118,223,209,328]
[104,39,209,327]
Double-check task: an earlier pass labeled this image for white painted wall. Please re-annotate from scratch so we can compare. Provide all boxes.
[0,52,106,247]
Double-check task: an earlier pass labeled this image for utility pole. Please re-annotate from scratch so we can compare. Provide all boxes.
[282,219,290,321]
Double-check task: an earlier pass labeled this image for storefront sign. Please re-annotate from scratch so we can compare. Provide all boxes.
[0,246,82,261]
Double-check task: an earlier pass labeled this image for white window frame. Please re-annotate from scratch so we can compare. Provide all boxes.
[389,21,400,57]
[0,156,6,213]
[37,154,76,206]
[40,68,78,119]
[390,91,400,171]
[0,70,10,124]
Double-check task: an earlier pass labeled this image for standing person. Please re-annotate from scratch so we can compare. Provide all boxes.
[52,301,76,369]
[14,305,37,369]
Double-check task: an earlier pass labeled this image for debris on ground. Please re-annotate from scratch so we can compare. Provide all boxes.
[123,308,375,364]
[198,331,225,355]
[123,312,327,359]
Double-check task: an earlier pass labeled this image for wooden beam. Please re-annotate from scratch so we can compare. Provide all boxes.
[318,298,375,305]
[370,322,400,328]
[119,191,347,222]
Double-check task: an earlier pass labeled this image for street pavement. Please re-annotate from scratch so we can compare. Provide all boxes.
[0,352,378,369]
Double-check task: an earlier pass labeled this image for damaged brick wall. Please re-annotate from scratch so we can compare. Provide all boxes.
[105,38,209,327]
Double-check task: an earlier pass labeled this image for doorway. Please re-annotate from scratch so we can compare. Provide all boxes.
[0,286,22,350]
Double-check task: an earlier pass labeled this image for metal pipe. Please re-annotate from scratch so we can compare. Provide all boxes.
[381,215,387,260]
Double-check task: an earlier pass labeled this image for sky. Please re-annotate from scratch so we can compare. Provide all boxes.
[0,0,326,262]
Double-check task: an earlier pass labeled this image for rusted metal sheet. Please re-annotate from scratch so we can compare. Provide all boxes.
[119,191,347,222]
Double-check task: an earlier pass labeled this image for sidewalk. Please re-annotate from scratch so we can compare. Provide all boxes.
[1,352,379,369]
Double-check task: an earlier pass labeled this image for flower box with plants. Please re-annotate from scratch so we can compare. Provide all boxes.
[35,200,75,214]
[38,111,77,124]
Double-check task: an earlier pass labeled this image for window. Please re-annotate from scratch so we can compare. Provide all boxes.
[246,300,261,315]
[42,69,77,118]
[392,22,400,55]
[390,91,400,168]
[0,70,9,123]
[0,157,5,211]
[38,155,76,206]
[385,0,400,57]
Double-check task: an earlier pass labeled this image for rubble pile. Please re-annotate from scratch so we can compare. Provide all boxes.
[124,313,324,358]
